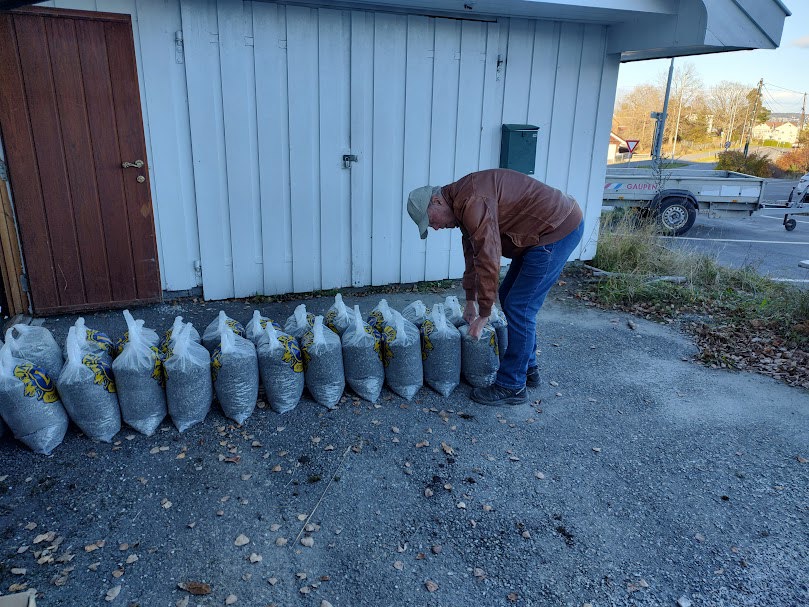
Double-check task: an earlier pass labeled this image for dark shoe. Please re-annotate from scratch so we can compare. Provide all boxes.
[470,384,528,406]
[526,366,540,388]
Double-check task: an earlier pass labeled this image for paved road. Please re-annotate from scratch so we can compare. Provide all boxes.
[661,178,808,282]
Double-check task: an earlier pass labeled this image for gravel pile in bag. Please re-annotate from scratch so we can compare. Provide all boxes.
[285,304,315,339]
[325,293,352,336]
[62,317,116,361]
[5,324,64,383]
[57,326,121,442]
[444,296,465,328]
[246,310,282,345]
[384,310,422,400]
[341,305,384,403]
[0,344,68,454]
[212,324,259,425]
[402,300,430,328]
[161,316,200,357]
[164,323,212,432]
[459,323,500,388]
[202,311,245,352]
[112,310,167,436]
[257,324,304,414]
[302,316,344,409]
[421,303,461,397]
[490,305,508,362]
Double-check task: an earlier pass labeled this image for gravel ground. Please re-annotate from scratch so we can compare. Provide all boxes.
[0,290,807,606]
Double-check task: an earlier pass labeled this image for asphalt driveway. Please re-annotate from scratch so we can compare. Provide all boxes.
[0,289,806,606]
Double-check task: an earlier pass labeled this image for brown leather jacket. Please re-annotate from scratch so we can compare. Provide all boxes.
[442,169,583,317]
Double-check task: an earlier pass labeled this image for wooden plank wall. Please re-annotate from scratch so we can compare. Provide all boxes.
[26,1,619,300]
[0,175,28,316]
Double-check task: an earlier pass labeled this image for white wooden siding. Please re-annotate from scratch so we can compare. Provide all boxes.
[39,1,618,300]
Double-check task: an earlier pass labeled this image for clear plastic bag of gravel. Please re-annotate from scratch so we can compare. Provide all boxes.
[489,305,508,362]
[161,316,201,357]
[202,311,246,352]
[302,315,344,409]
[246,310,282,345]
[112,310,167,436]
[57,326,121,442]
[62,317,116,361]
[443,295,465,327]
[420,303,461,397]
[459,324,500,388]
[384,310,422,400]
[256,324,304,414]
[0,343,68,454]
[285,304,315,339]
[5,324,64,383]
[325,294,352,336]
[402,300,430,327]
[164,323,212,432]
[341,305,384,403]
[212,324,259,425]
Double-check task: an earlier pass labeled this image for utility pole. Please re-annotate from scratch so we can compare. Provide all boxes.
[651,58,675,164]
[801,92,807,133]
[744,78,764,157]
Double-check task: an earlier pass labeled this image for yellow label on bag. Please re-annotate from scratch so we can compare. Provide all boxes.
[420,320,435,361]
[14,363,58,403]
[278,334,303,373]
[82,353,116,393]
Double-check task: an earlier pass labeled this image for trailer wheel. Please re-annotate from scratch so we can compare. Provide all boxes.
[785,218,797,231]
[657,198,697,236]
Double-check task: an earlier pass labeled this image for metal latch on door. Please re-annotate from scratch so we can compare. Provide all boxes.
[122,159,144,169]
[342,154,358,169]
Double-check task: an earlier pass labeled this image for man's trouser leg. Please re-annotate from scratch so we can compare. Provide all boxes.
[495,222,584,390]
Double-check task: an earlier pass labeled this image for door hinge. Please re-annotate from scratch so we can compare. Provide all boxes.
[175,30,184,64]
[19,273,29,293]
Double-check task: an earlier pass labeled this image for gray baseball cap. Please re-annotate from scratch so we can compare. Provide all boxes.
[407,186,434,240]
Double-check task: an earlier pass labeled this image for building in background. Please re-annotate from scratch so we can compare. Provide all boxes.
[0,0,791,315]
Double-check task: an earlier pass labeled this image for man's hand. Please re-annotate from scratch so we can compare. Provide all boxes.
[468,315,490,339]
[463,300,478,325]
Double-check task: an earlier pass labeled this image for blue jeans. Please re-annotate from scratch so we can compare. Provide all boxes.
[495,221,584,389]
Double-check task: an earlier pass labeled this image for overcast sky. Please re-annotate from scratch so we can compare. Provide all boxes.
[616,0,808,114]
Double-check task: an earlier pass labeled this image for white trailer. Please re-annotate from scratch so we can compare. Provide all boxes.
[603,168,766,236]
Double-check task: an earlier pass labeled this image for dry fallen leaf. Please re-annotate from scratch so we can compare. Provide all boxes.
[272,465,282,473]
[270,524,281,532]
[300,537,314,548]
[425,580,439,592]
[249,553,262,563]
[321,601,334,607]
[24,522,37,531]
[393,560,404,571]
[456,502,467,509]
[424,488,434,497]
[275,538,288,547]
[507,592,519,602]
[474,567,485,578]
[592,447,602,453]
[8,584,27,593]
[17,545,28,554]
[241,474,252,481]
[105,585,121,601]
[798,455,808,464]
[10,567,26,575]
[34,532,55,544]
[297,514,308,521]
[225,594,237,605]
[88,562,101,571]
[441,442,454,455]
[126,555,138,564]
[534,471,545,480]
[482,504,493,512]
[161,499,173,509]
[176,597,190,607]
[234,534,250,547]
[112,568,124,579]
[177,581,212,595]
[268,578,278,586]
[149,446,161,454]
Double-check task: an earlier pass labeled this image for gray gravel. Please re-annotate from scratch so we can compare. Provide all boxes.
[421,304,462,397]
[459,324,500,388]
[0,289,806,607]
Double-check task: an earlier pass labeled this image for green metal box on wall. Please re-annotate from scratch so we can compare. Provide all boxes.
[499,124,539,174]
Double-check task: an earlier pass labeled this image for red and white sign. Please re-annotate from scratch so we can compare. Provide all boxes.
[625,140,639,153]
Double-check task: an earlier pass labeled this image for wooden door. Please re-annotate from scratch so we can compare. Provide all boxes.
[0,8,161,315]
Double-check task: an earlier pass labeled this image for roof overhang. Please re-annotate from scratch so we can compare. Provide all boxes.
[1,0,790,62]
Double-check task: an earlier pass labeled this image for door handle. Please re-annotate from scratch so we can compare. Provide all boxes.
[122,160,144,169]
[342,154,358,169]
